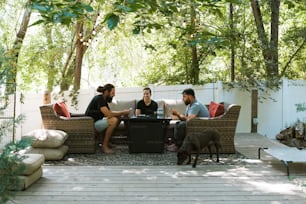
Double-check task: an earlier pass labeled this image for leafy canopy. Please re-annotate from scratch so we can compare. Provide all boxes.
[30,0,94,26]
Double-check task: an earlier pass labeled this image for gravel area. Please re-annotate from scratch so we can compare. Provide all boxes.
[44,145,248,166]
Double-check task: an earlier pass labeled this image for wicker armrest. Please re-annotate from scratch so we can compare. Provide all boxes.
[186,104,241,154]
[70,113,86,117]
[40,104,95,153]
[59,116,93,121]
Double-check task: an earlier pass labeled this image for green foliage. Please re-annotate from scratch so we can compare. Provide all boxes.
[0,114,29,203]
[105,0,180,32]
[0,107,29,203]
[0,138,31,203]
[17,23,75,92]
[0,46,17,109]
[30,0,94,26]
[1,0,306,91]
[104,13,120,30]
[0,40,30,203]
[0,115,25,139]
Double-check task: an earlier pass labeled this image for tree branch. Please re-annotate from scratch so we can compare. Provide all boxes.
[280,39,306,78]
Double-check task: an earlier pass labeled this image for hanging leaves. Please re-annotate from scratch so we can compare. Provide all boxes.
[30,0,93,26]
[104,13,120,30]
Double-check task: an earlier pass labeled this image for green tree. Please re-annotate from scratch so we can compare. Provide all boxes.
[2,0,305,92]
[30,0,94,91]
[3,0,32,95]
[250,0,280,79]
[105,0,234,85]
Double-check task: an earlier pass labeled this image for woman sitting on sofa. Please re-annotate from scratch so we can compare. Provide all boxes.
[135,87,158,116]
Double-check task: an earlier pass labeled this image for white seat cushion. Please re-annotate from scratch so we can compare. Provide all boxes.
[26,145,69,161]
[21,153,45,176]
[23,129,68,148]
[16,167,43,190]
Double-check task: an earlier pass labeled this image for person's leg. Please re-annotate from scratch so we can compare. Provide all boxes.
[95,118,111,150]
[95,118,108,133]
[102,117,119,154]
[174,121,186,148]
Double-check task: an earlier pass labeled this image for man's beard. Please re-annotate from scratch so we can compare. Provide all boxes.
[106,96,113,103]
[184,100,190,106]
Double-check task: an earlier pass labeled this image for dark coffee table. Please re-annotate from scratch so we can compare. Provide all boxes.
[124,116,171,153]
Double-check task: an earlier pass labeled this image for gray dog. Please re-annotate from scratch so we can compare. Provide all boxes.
[177,128,221,168]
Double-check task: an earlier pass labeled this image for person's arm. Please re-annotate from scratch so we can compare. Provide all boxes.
[135,109,141,116]
[100,106,129,118]
[135,100,143,116]
[171,109,187,121]
[185,113,197,121]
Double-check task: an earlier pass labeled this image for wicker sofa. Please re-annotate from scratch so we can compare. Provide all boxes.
[40,101,240,154]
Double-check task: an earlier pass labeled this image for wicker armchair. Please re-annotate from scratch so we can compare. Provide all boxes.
[186,104,241,154]
[39,104,95,153]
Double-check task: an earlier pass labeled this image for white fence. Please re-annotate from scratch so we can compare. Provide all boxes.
[258,79,306,137]
[1,78,306,148]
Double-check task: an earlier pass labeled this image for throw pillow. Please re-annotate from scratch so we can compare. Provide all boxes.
[209,101,224,117]
[53,102,70,118]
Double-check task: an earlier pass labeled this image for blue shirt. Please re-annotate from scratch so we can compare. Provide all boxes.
[186,99,210,118]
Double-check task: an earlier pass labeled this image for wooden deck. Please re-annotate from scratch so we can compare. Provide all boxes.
[9,133,306,204]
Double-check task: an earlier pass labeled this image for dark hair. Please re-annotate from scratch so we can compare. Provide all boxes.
[182,88,195,97]
[96,83,115,93]
[143,87,152,94]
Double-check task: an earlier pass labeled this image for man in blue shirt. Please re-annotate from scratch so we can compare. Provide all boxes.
[170,88,209,150]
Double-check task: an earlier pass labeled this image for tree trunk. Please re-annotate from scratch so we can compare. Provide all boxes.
[250,0,270,68]
[250,0,279,78]
[229,3,235,81]
[270,0,280,77]
[190,1,199,84]
[59,36,76,92]
[44,25,56,92]
[60,13,99,92]
[74,22,87,90]
[5,2,32,94]
[280,39,306,77]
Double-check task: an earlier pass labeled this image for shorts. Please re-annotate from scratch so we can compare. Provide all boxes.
[94,117,108,132]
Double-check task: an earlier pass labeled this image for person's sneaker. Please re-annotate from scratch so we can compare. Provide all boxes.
[167,143,178,152]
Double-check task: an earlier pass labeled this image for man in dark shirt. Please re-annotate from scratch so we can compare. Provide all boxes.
[85,84,129,154]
